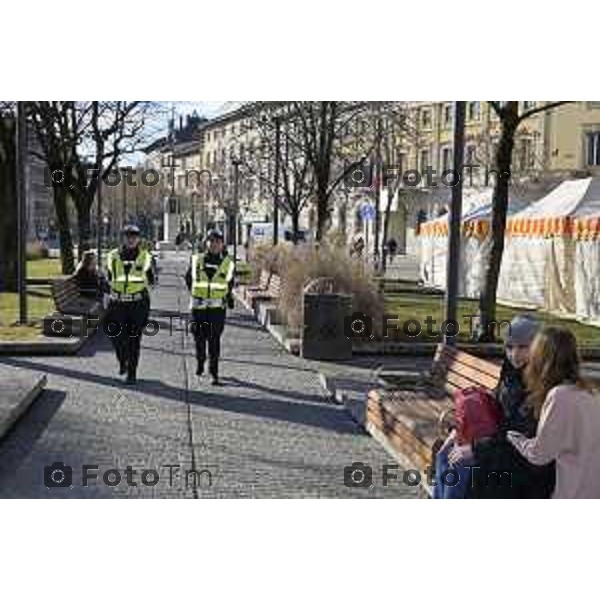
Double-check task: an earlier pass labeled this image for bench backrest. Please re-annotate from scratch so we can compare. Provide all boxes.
[432,344,502,399]
[51,276,80,313]
[268,274,282,297]
[258,269,271,289]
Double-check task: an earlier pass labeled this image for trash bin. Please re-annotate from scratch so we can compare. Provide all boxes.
[302,292,353,360]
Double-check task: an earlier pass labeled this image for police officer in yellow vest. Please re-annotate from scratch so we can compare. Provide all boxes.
[105,224,155,383]
[185,229,234,385]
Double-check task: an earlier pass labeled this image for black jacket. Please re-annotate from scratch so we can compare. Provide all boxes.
[185,251,234,307]
[469,361,555,499]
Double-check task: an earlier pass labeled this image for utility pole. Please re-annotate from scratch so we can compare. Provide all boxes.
[233,159,239,262]
[444,101,466,346]
[373,114,382,272]
[121,167,127,228]
[96,177,103,266]
[16,101,28,324]
[273,116,281,245]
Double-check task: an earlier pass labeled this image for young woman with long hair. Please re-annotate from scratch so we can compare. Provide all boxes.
[508,327,600,499]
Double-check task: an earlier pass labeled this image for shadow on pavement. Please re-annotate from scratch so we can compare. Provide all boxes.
[0,357,359,435]
[0,389,67,478]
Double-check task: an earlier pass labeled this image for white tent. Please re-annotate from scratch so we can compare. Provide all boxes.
[498,177,600,320]
[419,190,527,297]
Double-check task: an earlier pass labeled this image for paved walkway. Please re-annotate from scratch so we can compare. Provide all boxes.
[0,254,418,498]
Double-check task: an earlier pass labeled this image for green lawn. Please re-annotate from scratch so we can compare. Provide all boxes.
[384,292,600,346]
[27,258,62,279]
[0,287,54,340]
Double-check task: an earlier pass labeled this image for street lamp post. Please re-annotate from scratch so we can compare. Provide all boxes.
[232,158,240,262]
[273,116,281,246]
[16,101,28,324]
[96,175,103,266]
[444,101,466,346]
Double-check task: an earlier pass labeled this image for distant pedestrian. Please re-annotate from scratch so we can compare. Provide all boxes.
[387,238,398,264]
[175,232,183,254]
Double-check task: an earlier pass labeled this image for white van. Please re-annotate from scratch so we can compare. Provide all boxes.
[249,223,310,245]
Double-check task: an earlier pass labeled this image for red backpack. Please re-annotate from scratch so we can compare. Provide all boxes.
[454,387,503,445]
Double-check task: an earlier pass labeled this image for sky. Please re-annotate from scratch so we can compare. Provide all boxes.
[123,101,244,165]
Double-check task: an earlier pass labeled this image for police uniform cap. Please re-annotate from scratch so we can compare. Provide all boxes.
[122,224,141,235]
[207,229,224,241]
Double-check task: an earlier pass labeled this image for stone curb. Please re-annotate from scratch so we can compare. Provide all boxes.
[0,372,47,441]
[0,336,85,356]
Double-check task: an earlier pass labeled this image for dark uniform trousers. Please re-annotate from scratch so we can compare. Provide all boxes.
[105,294,150,375]
[191,308,226,376]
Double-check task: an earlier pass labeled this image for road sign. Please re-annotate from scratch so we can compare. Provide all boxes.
[360,203,376,220]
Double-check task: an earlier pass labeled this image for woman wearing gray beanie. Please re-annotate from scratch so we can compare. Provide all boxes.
[444,315,556,499]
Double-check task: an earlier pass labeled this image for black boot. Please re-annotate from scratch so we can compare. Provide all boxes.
[210,369,221,386]
[126,368,137,384]
[196,362,205,377]
[117,348,127,375]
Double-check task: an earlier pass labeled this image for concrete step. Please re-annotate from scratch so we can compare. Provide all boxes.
[0,364,47,441]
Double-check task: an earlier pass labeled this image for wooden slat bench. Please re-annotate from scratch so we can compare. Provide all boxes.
[366,344,502,493]
[247,274,282,310]
[243,269,271,302]
[45,275,106,337]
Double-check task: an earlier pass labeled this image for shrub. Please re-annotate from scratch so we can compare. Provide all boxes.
[247,243,291,283]
[26,241,49,260]
[251,242,384,336]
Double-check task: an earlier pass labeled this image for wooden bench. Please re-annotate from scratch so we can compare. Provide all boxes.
[243,269,271,302]
[247,274,282,310]
[46,275,106,337]
[366,344,502,491]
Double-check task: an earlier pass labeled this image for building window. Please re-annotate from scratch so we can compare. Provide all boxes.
[465,145,476,164]
[586,132,600,166]
[518,138,534,170]
[444,104,452,128]
[421,108,432,129]
[442,147,453,171]
[420,149,429,172]
[397,152,406,175]
[468,102,480,121]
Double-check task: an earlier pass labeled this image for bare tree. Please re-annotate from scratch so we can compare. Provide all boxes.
[477,100,572,340]
[28,101,156,272]
[240,104,315,243]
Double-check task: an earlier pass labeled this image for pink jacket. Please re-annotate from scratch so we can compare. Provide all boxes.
[508,384,600,499]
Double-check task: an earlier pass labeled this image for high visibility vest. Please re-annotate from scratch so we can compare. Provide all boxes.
[191,253,234,309]
[107,248,152,294]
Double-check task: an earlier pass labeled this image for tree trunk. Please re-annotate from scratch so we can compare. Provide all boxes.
[291,209,300,244]
[77,203,92,258]
[53,186,75,274]
[315,184,329,243]
[478,114,518,341]
[381,186,395,273]
[0,118,18,292]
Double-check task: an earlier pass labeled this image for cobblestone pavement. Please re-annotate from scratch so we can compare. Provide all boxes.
[0,253,418,498]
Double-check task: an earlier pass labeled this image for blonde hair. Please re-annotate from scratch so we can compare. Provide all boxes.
[525,327,583,418]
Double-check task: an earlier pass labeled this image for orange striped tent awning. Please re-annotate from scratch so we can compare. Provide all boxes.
[422,215,600,240]
[420,218,491,239]
[506,216,600,239]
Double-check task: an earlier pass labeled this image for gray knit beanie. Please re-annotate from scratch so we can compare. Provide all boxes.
[505,315,540,346]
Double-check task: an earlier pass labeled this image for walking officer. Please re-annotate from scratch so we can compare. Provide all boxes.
[185,229,234,385]
[105,224,155,383]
